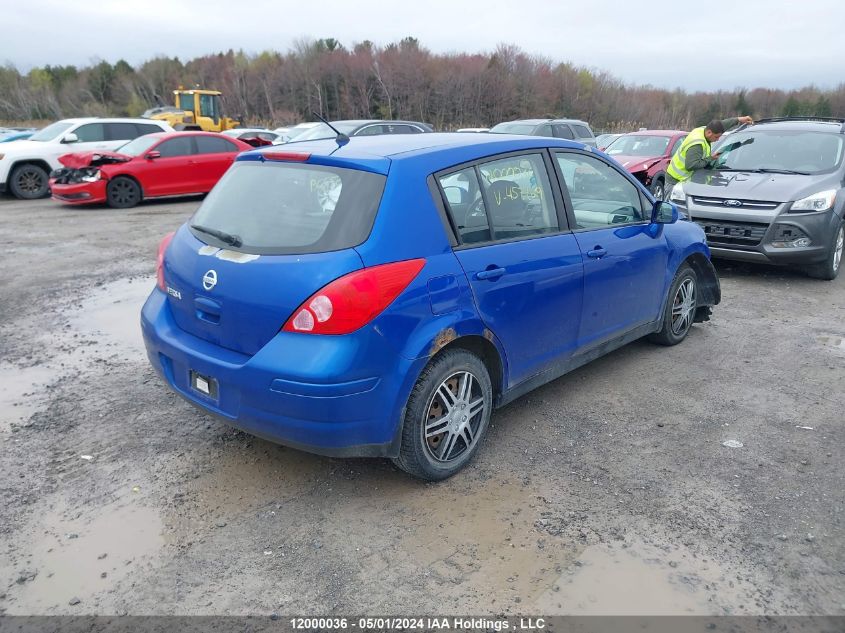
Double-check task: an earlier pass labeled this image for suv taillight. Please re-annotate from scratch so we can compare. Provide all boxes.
[283,259,426,335]
[156,232,175,291]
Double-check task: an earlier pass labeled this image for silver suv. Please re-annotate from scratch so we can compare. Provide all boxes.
[669,117,845,280]
[490,118,596,146]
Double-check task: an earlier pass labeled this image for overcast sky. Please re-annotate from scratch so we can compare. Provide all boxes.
[2,0,843,92]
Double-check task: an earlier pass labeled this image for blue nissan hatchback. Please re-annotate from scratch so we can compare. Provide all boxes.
[142,133,720,480]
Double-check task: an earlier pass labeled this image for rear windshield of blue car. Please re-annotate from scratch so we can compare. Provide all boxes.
[189,161,386,255]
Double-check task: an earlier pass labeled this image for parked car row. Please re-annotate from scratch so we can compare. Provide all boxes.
[50,132,252,208]
[0,118,173,199]
[0,127,37,143]
[5,113,843,281]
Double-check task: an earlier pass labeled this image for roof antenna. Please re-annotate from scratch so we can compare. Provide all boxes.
[312,112,349,146]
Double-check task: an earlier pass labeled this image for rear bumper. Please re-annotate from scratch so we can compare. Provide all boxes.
[140,289,424,457]
[50,179,107,205]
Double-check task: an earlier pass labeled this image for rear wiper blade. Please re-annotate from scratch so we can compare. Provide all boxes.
[751,168,811,175]
[190,224,242,247]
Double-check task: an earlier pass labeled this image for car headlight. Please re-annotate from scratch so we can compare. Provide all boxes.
[789,189,836,213]
[80,170,102,183]
[669,182,686,204]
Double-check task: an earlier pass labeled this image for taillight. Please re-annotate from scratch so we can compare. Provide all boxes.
[283,259,426,335]
[156,232,175,291]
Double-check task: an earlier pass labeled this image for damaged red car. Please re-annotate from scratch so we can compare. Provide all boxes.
[49,132,252,208]
[603,130,687,201]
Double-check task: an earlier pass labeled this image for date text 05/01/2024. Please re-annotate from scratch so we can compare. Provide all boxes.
[289,617,547,630]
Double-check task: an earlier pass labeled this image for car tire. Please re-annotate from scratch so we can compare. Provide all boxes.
[106,176,142,209]
[649,264,698,346]
[393,349,493,481]
[805,220,844,281]
[650,176,665,201]
[9,163,49,199]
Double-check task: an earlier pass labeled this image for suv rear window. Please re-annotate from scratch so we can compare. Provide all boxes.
[571,124,593,139]
[190,161,386,255]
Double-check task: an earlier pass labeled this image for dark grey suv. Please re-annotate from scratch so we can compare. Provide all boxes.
[669,118,845,279]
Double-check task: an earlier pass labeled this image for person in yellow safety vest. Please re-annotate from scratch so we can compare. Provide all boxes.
[664,116,754,200]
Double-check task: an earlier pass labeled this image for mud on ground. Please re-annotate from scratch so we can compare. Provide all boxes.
[0,196,843,616]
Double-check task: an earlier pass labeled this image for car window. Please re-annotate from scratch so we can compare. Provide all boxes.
[606,135,671,157]
[671,136,686,155]
[438,167,491,244]
[73,123,106,142]
[536,124,552,137]
[555,152,645,229]
[572,124,593,139]
[177,93,195,112]
[490,122,539,135]
[199,94,218,119]
[477,154,559,241]
[195,136,239,154]
[386,124,419,134]
[157,137,194,158]
[552,124,574,139]
[190,162,386,255]
[137,123,165,136]
[714,130,844,174]
[355,125,385,136]
[105,123,141,141]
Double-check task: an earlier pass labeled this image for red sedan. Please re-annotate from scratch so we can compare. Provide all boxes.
[50,132,252,208]
[603,130,687,200]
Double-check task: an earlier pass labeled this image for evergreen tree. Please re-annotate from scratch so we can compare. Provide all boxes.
[814,95,833,117]
[734,90,750,114]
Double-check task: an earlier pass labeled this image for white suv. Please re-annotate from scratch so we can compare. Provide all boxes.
[0,118,173,199]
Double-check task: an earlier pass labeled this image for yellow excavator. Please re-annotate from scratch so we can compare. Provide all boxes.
[143,87,240,132]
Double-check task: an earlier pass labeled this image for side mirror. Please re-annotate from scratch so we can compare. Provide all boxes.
[443,186,468,206]
[145,151,161,160]
[62,132,79,144]
[651,200,679,224]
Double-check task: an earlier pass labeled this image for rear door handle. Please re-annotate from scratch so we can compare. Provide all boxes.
[475,267,506,280]
[586,246,607,259]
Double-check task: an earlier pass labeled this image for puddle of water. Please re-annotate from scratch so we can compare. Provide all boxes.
[535,537,761,615]
[166,443,326,538]
[1,501,163,614]
[329,475,574,611]
[0,277,154,432]
[68,276,154,358]
[0,362,56,431]
[816,335,845,351]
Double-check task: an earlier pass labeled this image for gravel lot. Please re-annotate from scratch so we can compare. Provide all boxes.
[0,195,843,616]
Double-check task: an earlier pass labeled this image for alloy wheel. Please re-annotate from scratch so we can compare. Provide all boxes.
[16,168,44,194]
[422,370,486,463]
[834,226,844,273]
[671,278,696,336]
[110,180,139,206]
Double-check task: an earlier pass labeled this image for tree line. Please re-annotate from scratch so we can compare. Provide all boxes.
[1,37,842,131]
